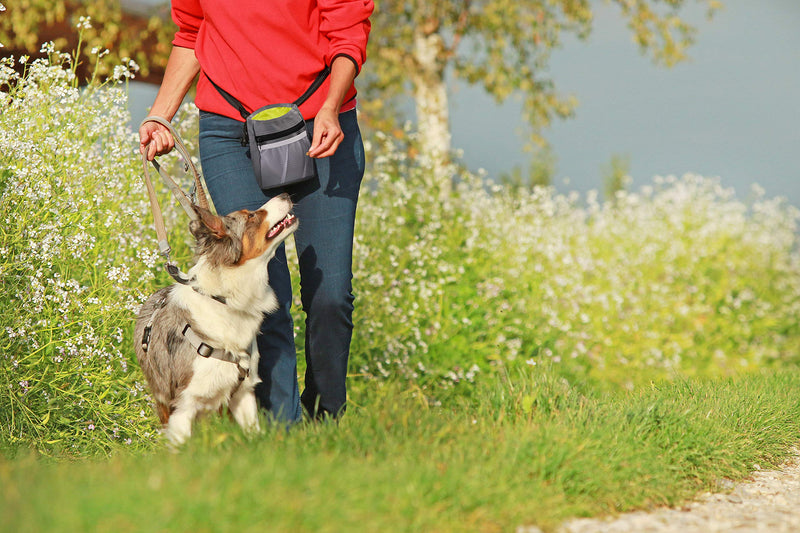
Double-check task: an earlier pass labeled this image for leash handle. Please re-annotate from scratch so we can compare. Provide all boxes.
[140,115,210,210]
[139,116,211,271]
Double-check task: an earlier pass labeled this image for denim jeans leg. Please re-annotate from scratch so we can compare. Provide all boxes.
[197,108,364,422]
[288,109,365,418]
[198,110,302,423]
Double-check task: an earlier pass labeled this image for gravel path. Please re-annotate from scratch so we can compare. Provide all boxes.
[553,451,800,533]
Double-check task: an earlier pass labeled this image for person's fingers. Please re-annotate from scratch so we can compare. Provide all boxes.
[309,122,325,155]
[139,125,175,161]
[308,108,345,158]
[148,130,162,161]
[148,131,163,160]
[308,123,344,158]
[140,124,159,158]
[309,135,327,157]
[163,129,175,153]
[309,131,330,157]
[310,132,343,159]
[139,124,156,156]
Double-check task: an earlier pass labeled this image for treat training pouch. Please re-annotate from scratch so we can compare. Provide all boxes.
[246,103,314,188]
[207,68,330,190]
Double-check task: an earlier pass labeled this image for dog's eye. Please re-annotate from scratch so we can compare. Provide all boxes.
[247,212,255,220]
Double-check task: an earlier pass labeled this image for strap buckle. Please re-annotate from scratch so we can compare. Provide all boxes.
[196,342,214,358]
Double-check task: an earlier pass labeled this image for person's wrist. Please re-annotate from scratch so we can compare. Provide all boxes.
[145,103,177,122]
[319,102,340,115]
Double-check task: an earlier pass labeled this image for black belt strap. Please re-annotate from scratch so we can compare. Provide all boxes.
[206,67,331,120]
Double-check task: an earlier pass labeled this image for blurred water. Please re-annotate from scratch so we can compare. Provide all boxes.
[450,0,800,205]
[129,0,800,206]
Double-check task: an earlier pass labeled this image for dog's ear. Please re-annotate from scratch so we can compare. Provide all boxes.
[190,206,228,240]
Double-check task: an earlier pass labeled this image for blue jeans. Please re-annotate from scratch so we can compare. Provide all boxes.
[198,109,365,422]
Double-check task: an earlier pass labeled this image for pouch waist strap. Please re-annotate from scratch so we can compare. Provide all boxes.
[206,67,331,120]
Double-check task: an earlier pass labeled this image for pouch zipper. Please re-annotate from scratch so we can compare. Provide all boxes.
[255,120,307,144]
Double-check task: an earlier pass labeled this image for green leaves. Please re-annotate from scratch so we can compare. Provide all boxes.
[363,0,722,180]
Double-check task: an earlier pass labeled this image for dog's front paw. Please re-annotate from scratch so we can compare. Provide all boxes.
[164,407,194,448]
[229,390,261,435]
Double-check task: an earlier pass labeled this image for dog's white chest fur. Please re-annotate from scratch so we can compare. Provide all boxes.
[174,256,277,353]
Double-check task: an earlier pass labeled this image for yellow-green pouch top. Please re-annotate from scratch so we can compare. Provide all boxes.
[252,106,293,121]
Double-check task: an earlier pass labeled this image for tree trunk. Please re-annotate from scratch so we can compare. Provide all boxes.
[410,30,452,197]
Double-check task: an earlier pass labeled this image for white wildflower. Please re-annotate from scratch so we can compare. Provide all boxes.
[76,15,92,29]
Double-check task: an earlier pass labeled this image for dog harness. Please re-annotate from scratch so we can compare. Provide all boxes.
[140,296,249,382]
[181,324,250,382]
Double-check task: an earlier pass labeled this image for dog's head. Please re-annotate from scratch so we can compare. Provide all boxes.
[189,193,298,267]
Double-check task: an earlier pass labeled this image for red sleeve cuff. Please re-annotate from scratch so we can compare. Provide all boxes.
[320,0,373,74]
[330,53,360,74]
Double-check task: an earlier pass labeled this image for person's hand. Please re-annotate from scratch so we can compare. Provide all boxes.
[139,121,175,161]
[307,106,344,159]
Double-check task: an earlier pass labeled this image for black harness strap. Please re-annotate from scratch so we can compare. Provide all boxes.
[205,67,330,146]
[141,293,169,353]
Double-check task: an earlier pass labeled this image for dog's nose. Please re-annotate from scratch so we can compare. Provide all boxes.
[275,192,291,202]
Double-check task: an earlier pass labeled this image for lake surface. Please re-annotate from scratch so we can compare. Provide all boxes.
[128,0,800,206]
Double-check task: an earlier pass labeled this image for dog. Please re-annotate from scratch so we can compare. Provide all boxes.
[134,193,297,445]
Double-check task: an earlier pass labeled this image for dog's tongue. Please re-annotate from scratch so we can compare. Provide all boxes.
[267,215,294,239]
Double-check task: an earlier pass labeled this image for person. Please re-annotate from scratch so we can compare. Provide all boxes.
[139,0,374,423]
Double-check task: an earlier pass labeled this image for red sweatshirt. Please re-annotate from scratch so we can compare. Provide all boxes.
[171,0,373,121]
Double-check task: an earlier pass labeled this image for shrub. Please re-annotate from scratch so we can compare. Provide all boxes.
[2,44,798,456]
[0,47,173,455]
[351,133,800,391]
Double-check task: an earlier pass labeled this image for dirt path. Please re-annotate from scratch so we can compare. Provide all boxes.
[554,451,800,533]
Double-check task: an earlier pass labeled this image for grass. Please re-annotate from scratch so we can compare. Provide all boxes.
[3,369,800,532]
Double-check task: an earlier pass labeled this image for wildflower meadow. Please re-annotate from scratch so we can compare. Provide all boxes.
[2,41,800,533]
[2,43,800,457]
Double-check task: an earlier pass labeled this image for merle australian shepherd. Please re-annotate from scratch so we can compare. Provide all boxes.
[134,193,297,445]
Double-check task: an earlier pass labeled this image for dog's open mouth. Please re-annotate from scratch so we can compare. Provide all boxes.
[267,213,297,239]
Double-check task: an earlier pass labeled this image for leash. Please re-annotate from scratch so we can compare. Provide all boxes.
[139,118,250,384]
[139,115,211,283]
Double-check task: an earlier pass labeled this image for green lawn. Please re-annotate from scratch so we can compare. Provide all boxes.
[3,370,799,533]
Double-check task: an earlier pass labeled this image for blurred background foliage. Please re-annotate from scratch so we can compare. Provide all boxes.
[1,0,722,191]
[0,0,172,83]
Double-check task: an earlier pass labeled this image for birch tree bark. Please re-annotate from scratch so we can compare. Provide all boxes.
[410,30,452,197]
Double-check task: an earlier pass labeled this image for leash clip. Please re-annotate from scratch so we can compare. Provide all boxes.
[157,239,172,262]
[165,261,193,285]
